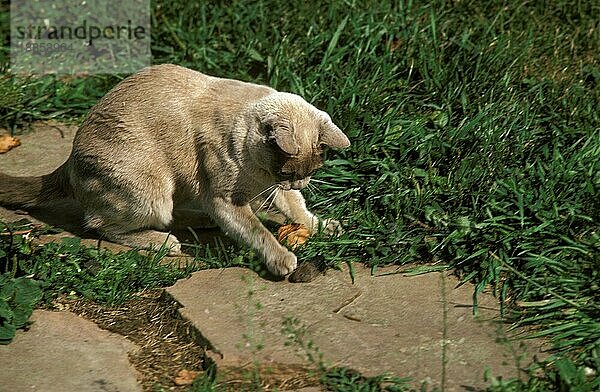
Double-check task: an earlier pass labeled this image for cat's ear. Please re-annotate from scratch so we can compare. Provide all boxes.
[262,116,300,156]
[319,118,350,149]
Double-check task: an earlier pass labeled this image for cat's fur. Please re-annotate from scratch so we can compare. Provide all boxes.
[0,64,350,276]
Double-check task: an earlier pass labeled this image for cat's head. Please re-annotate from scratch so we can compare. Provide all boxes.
[254,93,350,190]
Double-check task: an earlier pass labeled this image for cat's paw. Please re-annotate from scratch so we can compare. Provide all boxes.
[265,251,298,276]
[321,219,344,236]
[166,240,183,256]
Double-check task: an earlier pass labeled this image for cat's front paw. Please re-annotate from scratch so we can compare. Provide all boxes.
[160,235,182,256]
[166,240,183,256]
[265,250,298,276]
[321,218,344,236]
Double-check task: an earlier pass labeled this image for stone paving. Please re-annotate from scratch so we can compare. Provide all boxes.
[166,265,543,391]
[0,311,142,392]
[0,123,547,391]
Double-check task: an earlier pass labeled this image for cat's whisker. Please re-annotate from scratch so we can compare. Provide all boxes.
[306,181,322,197]
[256,196,271,213]
[309,178,332,185]
[266,187,280,210]
[248,184,277,204]
[265,186,281,211]
[304,182,316,197]
[256,186,279,212]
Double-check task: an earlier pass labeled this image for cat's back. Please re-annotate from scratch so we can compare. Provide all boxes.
[98,64,273,109]
[92,64,213,113]
[71,65,212,162]
[81,64,274,131]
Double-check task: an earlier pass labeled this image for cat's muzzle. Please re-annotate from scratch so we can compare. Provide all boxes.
[279,178,310,191]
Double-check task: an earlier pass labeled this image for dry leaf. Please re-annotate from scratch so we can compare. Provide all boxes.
[277,223,310,249]
[174,369,200,386]
[0,134,21,153]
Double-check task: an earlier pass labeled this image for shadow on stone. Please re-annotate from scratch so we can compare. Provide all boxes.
[15,198,235,255]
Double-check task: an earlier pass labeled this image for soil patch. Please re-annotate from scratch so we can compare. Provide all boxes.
[49,290,205,391]
[48,289,319,391]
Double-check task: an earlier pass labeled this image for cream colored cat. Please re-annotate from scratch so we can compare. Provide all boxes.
[0,64,350,276]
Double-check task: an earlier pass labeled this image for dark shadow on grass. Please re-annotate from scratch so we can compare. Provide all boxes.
[19,198,231,253]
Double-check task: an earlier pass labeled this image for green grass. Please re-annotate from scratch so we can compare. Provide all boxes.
[0,220,193,343]
[1,0,599,389]
[0,221,193,305]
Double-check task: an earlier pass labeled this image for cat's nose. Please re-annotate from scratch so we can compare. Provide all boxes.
[278,181,292,191]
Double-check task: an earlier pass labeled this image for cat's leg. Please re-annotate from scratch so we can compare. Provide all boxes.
[84,205,183,254]
[207,197,297,276]
[75,169,182,254]
[274,190,343,235]
[100,229,182,254]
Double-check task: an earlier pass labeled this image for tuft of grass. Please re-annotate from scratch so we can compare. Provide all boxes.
[0,74,119,132]
[0,221,192,306]
[485,357,600,392]
[282,315,413,392]
[0,274,42,344]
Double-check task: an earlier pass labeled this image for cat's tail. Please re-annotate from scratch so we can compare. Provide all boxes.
[0,162,72,208]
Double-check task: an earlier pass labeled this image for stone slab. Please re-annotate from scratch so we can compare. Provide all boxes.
[0,121,77,177]
[0,310,142,392]
[167,265,545,391]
